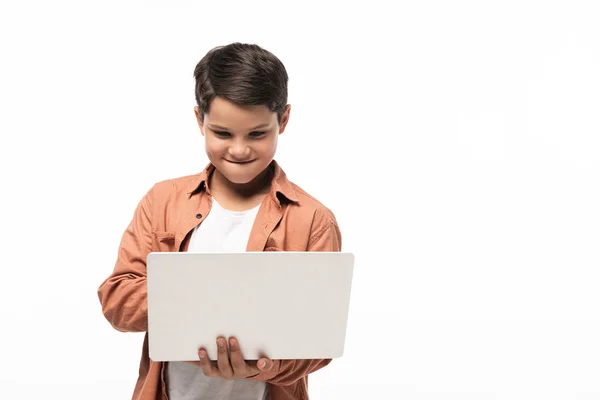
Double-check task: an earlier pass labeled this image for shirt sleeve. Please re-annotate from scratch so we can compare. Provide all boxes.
[247,207,342,386]
[97,187,154,333]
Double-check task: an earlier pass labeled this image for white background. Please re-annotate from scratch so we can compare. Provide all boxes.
[1,1,599,399]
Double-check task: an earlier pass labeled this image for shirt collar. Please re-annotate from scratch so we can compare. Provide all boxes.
[187,160,299,205]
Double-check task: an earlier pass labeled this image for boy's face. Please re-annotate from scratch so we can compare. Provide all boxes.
[195,96,290,185]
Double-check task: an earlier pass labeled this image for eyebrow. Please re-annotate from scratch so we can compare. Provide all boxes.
[207,123,270,131]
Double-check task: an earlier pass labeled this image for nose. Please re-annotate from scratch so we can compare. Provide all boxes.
[227,139,251,160]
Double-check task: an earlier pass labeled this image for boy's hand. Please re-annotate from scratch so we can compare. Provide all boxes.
[184,337,276,380]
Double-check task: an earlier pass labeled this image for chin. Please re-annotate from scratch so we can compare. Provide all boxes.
[224,174,256,185]
[223,160,270,180]
[219,167,261,185]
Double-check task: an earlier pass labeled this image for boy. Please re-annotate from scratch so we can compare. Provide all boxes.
[98,42,342,400]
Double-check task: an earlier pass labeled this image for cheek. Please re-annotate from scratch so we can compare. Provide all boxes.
[259,137,278,155]
[205,137,224,156]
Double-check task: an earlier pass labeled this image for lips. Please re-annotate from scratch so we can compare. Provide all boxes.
[225,159,255,165]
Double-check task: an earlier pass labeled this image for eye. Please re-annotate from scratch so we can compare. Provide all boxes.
[214,131,231,137]
[249,131,266,138]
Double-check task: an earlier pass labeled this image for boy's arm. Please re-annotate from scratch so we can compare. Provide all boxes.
[248,208,342,386]
[97,187,154,333]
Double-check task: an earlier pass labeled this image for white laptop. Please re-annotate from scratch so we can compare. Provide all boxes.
[146,251,354,362]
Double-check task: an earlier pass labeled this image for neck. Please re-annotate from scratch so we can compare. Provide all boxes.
[210,163,274,202]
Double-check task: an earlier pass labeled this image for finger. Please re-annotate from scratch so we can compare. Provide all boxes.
[228,337,248,376]
[197,348,219,377]
[257,357,274,371]
[216,337,234,379]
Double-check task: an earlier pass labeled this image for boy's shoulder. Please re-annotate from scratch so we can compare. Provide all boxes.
[140,172,204,208]
[287,180,337,222]
[153,172,204,193]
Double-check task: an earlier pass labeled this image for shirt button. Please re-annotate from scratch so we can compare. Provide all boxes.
[196,213,202,219]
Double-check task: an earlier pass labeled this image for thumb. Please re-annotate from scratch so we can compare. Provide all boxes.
[257,357,273,371]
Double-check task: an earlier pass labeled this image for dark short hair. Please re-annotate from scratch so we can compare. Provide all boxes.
[193,42,289,124]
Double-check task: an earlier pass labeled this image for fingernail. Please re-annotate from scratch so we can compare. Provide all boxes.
[259,360,265,369]
[229,338,235,347]
[199,351,205,360]
[218,340,224,348]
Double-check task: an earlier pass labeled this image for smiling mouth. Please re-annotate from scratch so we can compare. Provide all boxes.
[226,159,255,164]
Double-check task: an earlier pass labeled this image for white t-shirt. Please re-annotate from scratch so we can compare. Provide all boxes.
[166,198,267,400]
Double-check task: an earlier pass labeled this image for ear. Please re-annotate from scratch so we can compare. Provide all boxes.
[278,104,291,134]
[194,106,205,136]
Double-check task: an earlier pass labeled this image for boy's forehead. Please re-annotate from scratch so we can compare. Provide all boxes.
[205,97,275,129]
